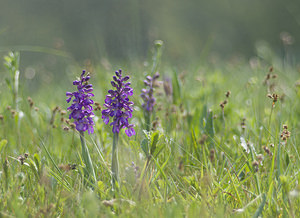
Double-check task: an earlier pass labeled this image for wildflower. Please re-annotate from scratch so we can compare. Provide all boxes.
[102,69,135,137]
[66,70,95,134]
[102,69,135,189]
[66,70,96,183]
[140,72,161,131]
[140,72,160,113]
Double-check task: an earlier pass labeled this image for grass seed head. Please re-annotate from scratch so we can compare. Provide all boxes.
[269,66,273,72]
[257,154,263,162]
[225,91,231,98]
[11,109,16,117]
[17,155,26,165]
[199,134,208,145]
[252,160,259,172]
[60,110,67,116]
[70,123,76,129]
[27,96,34,108]
[241,118,246,130]
[263,145,272,156]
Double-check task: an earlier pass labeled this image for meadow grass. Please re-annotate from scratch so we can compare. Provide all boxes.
[0,50,300,217]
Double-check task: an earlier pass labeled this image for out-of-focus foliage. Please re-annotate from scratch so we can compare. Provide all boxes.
[1,0,300,63]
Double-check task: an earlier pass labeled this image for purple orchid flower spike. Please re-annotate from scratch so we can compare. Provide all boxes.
[66,70,96,183]
[66,70,95,134]
[102,69,135,137]
[141,72,160,113]
[140,72,160,131]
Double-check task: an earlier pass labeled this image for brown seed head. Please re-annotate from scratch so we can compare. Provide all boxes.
[257,154,263,162]
[225,91,231,98]
[11,110,16,116]
[17,155,26,165]
[252,160,259,167]
[220,102,224,109]
[263,146,270,155]
[27,97,34,108]
[60,110,67,116]
[199,134,208,145]
[70,123,76,129]
[53,106,59,113]
[269,66,273,73]
[272,93,279,101]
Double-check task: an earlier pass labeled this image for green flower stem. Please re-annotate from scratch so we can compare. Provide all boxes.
[111,132,119,190]
[79,131,96,183]
[145,111,151,132]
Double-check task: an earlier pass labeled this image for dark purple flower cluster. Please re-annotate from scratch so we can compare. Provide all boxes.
[140,72,160,112]
[102,69,135,137]
[66,70,95,134]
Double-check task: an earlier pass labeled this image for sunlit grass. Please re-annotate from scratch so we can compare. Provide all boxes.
[0,49,299,217]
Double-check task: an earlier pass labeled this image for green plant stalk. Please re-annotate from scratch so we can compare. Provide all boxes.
[220,109,226,146]
[144,111,151,132]
[3,158,9,191]
[150,40,163,75]
[138,156,151,200]
[276,140,281,180]
[267,106,274,143]
[111,132,119,190]
[80,131,96,183]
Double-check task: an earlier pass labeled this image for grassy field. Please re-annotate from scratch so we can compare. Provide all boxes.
[0,47,300,217]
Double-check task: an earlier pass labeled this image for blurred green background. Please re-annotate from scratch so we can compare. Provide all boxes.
[1,0,300,69]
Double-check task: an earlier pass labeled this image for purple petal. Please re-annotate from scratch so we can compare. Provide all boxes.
[122,76,130,82]
[111,81,117,87]
[102,116,110,125]
[81,70,86,78]
[125,128,135,137]
[66,97,72,103]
